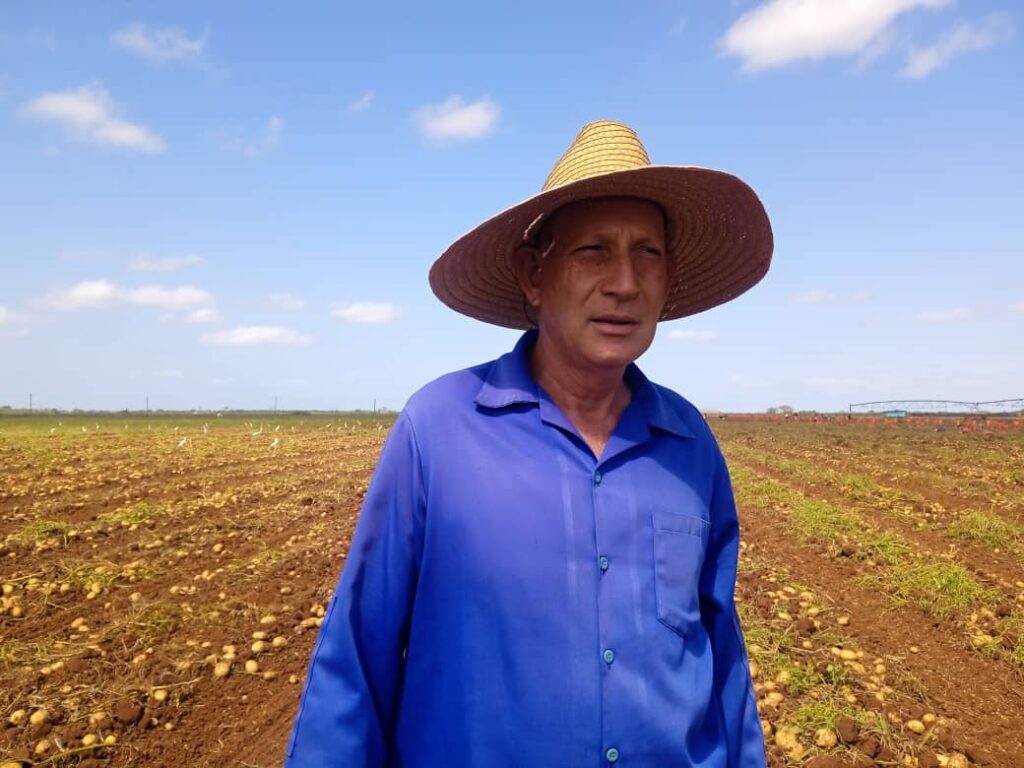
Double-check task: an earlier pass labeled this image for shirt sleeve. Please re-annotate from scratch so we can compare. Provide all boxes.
[284,411,426,767]
[698,444,767,768]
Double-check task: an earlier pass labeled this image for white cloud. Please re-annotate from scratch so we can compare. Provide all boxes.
[790,289,834,304]
[185,307,220,324]
[721,0,950,72]
[0,305,28,339]
[413,96,499,142]
[331,302,402,324]
[270,292,307,311]
[111,23,206,63]
[917,307,971,322]
[128,254,205,272]
[667,329,718,342]
[18,83,165,153]
[44,279,213,312]
[201,326,312,346]
[243,115,283,157]
[901,13,1014,79]
[124,285,212,309]
[45,279,120,310]
[1009,302,1024,315]
[348,91,375,113]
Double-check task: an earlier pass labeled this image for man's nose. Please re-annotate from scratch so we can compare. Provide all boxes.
[601,250,641,297]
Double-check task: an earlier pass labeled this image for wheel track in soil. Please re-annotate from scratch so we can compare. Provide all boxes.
[734,484,1024,766]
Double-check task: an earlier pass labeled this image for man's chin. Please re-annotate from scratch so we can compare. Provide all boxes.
[583,338,654,370]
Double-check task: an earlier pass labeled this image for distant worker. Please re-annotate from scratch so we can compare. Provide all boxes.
[285,120,773,767]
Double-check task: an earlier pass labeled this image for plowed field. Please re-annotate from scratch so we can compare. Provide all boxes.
[2,415,1022,768]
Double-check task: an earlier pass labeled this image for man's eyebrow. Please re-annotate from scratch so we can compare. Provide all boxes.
[571,227,665,243]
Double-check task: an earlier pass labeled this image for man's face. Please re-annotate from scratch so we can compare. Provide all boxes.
[523,196,670,374]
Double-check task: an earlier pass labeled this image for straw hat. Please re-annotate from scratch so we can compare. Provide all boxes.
[429,120,773,329]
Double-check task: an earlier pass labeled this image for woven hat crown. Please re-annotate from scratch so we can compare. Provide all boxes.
[542,121,652,191]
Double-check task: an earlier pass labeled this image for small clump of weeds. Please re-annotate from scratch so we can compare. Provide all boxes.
[947,509,1021,550]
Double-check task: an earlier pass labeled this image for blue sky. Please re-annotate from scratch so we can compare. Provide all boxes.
[1,1,1021,412]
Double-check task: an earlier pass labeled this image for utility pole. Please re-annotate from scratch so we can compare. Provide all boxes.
[29,393,33,412]
[274,396,278,414]
[146,395,149,413]
[373,398,376,413]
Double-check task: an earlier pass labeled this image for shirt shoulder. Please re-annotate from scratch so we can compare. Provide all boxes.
[646,380,721,448]
[402,359,495,425]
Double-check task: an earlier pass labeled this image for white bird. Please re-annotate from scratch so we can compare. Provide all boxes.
[203,423,209,434]
[81,426,87,433]
[275,425,280,432]
[270,438,280,449]
[251,425,264,436]
[178,437,188,448]
[50,427,56,433]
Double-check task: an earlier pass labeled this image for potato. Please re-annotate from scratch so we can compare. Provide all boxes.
[29,708,49,726]
[815,728,837,748]
[906,719,926,734]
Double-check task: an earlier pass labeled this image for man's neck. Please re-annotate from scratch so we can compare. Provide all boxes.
[528,341,632,459]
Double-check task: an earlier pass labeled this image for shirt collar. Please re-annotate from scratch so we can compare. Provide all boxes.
[475,330,695,440]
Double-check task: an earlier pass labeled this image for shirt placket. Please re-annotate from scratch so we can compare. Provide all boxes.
[593,455,650,766]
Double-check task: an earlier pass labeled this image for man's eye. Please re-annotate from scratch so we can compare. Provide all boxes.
[638,246,664,257]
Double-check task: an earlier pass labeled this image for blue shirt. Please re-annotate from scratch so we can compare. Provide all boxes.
[285,331,766,767]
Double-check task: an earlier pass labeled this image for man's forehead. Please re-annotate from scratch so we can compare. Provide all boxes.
[540,196,666,239]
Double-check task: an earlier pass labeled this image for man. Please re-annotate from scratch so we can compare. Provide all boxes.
[286,120,772,767]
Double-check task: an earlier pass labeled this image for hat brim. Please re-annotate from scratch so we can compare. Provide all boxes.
[429,165,773,330]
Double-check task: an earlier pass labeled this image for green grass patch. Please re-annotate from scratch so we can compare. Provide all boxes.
[1008,635,1024,669]
[947,509,1022,550]
[737,603,795,681]
[57,559,122,590]
[859,530,912,565]
[0,639,53,667]
[839,473,879,499]
[789,498,860,540]
[129,602,183,645]
[103,500,165,525]
[787,698,863,732]
[8,518,71,543]
[862,559,996,617]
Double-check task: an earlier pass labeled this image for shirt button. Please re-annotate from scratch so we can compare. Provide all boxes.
[593,471,602,485]
[606,747,620,763]
[603,648,615,664]
[598,555,610,572]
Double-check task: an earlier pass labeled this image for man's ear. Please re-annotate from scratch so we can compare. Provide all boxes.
[512,244,543,307]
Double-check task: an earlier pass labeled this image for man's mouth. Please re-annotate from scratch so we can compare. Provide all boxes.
[591,314,638,329]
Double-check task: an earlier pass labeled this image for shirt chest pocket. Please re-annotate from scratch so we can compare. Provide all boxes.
[652,508,709,636]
